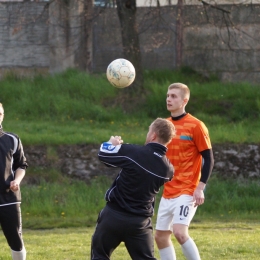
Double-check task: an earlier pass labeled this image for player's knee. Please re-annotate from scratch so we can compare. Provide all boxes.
[172,229,188,244]
[172,224,189,244]
[155,230,171,248]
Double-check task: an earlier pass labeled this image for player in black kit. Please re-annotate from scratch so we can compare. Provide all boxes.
[0,103,28,260]
[91,118,176,260]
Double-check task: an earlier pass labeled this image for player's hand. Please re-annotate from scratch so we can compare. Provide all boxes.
[109,136,123,146]
[193,182,206,207]
[10,180,20,192]
[193,189,204,207]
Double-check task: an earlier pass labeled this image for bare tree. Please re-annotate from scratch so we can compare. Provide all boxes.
[176,0,184,68]
[48,0,94,73]
[75,0,93,72]
[194,0,260,81]
[115,0,144,93]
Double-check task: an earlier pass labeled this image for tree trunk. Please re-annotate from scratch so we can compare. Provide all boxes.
[176,0,183,68]
[49,0,93,73]
[116,0,144,94]
[76,0,93,72]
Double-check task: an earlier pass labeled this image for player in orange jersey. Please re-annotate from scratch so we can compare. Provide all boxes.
[155,83,214,260]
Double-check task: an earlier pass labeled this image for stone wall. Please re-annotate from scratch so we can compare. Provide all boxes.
[0,3,260,83]
[24,143,260,183]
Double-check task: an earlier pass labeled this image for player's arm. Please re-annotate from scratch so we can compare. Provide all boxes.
[200,148,214,184]
[194,148,214,206]
[12,136,28,171]
[98,136,127,167]
[10,168,26,192]
[10,136,28,191]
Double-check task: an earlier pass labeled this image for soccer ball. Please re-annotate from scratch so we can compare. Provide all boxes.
[106,58,136,88]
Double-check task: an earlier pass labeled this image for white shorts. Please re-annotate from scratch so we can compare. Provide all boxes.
[155,195,197,232]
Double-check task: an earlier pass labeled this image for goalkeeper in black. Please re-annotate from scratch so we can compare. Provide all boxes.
[91,118,176,260]
[0,103,28,260]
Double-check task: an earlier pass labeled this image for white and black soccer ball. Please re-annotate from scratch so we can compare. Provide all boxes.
[106,58,136,88]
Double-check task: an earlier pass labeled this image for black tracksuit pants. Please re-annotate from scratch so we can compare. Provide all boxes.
[0,204,24,251]
[91,204,157,260]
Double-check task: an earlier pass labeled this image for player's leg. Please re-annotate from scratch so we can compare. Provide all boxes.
[11,248,26,260]
[172,195,200,260]
[155,197,176,260]
[181,237,201,260]
[155,230,176,260]
[124,216,156,260]
[0,204,26,260]
[91,205,123,260]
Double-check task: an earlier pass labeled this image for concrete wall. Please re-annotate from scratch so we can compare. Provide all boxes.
[0,2,49,77]
[0,2,260,83]
[92,6,178,72]
[182,4,260,82]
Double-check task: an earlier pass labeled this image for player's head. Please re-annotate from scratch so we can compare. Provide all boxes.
[167,83,190,114]
[0,103,4,126]
[146,118,176,145]
[168,83,190,101]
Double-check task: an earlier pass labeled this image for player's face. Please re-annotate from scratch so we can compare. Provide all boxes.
[0,107,4,125]
[166,88,186,115]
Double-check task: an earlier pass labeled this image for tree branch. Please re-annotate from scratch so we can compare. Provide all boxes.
[200,0,231,14]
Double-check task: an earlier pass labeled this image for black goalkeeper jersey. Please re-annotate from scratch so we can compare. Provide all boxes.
[98,142,174,217]
[0,126,28,206]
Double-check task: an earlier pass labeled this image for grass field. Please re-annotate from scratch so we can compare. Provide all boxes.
[0,68,260,259]
[1,68,260,145]
[0,175,258,259]
[0,221,260,259]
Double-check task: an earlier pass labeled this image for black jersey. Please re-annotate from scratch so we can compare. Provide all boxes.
[98,142,174,217]
[0,127,28,206]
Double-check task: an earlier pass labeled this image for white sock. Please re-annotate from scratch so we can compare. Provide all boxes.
[181,238,201,260]
[11,247,26,260]
[159,245,176,260]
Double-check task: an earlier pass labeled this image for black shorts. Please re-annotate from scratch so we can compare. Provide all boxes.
[0,203,24,251]
[91,205,157,260]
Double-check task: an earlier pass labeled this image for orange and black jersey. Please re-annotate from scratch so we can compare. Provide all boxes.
[163,113,213,199]
[98,142,174,217]
[0,126,28,206]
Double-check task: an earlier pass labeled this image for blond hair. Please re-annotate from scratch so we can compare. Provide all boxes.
[151,118,176,145]
[168,83,190,100]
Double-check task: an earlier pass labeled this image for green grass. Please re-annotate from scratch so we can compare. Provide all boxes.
[14,174,260,229]
[0,221,260,259]
[195,175,260,218]
[0,68,260,258]
[21,176,110,229]
[1,68,260,145]
[4,119,149,145]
